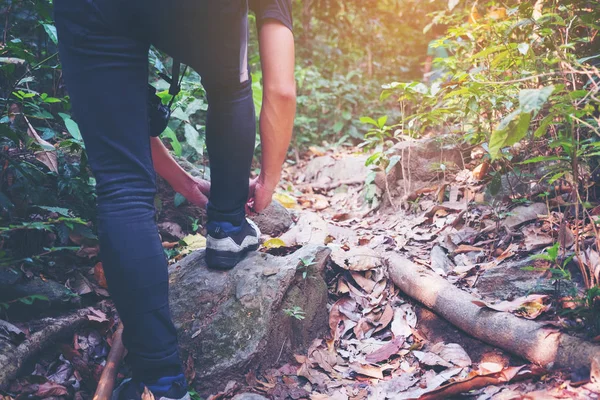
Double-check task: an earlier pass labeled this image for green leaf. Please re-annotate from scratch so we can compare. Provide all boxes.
[377,116,388,129]
[489,112,531,159]
[505,113,532,147]
[161,127,182,157]
[34,205,71,217]
[519,86,555,114]
[360,117,379,127]
[0,123,22,144]
[19,294,49,306]
[58,113,83,141]
[547,243,559,261]
[184,123,205,156]
[333,121,344,133]
[365,152,381,166]
[174,193,187,208]
[520,155,567,164]
[42,24,58,45]
[548,171,566,184]
[534,114,554,138]
[386,155,401,174]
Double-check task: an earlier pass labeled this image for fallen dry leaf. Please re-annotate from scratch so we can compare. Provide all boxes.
[350,272,376,293]
[35,382,68,398]
[349,362,384,379]
[263,238,286,249]
[430,342,472,368]
[93,262,108,289]
[472,294,550,319]
[373,303,394,333]
[391,303,417,338]
[472,162,489,180]
[273,192,298,209]
[330,246,381,271]
[419,365,541,400]
[453,244,485,255]
[365,336,405,363]
[413,350,454,368]
[24,116,58,173]
[329,297,360,338]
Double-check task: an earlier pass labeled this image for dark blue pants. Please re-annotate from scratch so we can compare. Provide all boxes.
[53,0,255,381]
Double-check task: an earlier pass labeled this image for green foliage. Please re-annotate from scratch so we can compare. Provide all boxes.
[283,306,306,320]
[298,255,316,279]
[0,294,50,312]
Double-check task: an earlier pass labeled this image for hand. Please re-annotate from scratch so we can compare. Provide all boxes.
[247,174,277,214]
[179,177,211,209]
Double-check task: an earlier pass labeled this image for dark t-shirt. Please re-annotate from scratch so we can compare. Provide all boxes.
[249,0,293,32]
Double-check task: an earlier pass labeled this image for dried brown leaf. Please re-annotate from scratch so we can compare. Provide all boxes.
[35,382,68,398]
[350,272,376,293]
[24,116,58,173]
[349,363,384,379]
[365,337,405,363]
[331,246,381,271]
[419,365,540,400]
[472,294,550,319]
[430,342,472,368]
[391,304,417,338]
[373,303,394,333]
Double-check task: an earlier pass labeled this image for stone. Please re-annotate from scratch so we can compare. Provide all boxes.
[430,246,454,275]
[304,155,369,185]
[475,257,578,300]
[0,273,78,316]
[280,212,329,246]
[502,203,547,229]
[168,245,331,390]
[251,200,293,237]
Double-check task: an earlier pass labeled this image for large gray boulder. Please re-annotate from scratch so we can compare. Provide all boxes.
[251,200,293,237]
[168,245,331,390]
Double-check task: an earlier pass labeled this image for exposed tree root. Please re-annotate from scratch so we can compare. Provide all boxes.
[0,309,90,389]
[386,252,600,371]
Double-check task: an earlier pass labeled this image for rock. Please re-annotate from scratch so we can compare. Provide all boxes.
[169,245,331,389]
[280,212,329,246]
[0,272,78,318]
[304,155,369,185]
[502,203,547,229]
[158,222,185,240]
[251,200,293,237]
[430,246,454,275]
[231,394,268,400]
[475,257,578,300]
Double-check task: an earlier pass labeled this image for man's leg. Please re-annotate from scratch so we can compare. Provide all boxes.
[146,0,260,269]
[53,0,185,391]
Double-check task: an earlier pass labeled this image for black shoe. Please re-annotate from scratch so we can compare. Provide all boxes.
[206,218,260,270]
[113,375,190,400]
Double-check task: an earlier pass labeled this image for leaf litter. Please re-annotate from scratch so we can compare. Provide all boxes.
[4,148,599,400]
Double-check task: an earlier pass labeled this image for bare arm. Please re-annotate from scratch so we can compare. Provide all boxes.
[249,20,296,212]
[151,136,210,207]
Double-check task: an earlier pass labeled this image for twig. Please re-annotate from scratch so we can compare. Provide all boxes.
[276,337,287,364]
[94,323,126,400]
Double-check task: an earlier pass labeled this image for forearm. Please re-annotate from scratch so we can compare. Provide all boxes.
[258,21,296,185]
[150,136,194,193]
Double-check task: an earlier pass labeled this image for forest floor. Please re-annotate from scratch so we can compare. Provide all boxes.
[3,140,600,400]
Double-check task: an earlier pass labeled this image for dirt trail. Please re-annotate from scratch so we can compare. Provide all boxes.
[245,146,599,399]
